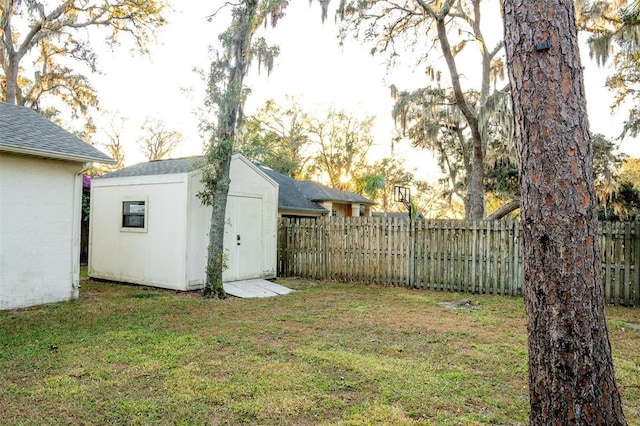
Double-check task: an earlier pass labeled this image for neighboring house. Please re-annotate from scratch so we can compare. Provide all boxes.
[256,166,328,218]
[0,102,114,310]
[256,165,375,218]
[294,180,375,217]
[89,154,278,291]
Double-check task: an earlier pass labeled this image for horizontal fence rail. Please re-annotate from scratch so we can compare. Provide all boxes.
[277,217,640,307]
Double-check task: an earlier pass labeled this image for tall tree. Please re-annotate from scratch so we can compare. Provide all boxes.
[392,86,472,213]
[94,114,127,173]
[138,117,182,161]
[341,0,507,219]
[577,1,640,139]
[201,0,311,298]
[201,0,336,298]
[502,0,627,424]
[392,85,516,218]
[607,51,640,139]
[355,157,415,212]
[0,0,166,113]
[577,0,640,65]
[103,136,126,171]
[200,0,261,298]
[619,156,640,188]
[306,108,375,191]
[591,133,625,207]
[240,97,311,178]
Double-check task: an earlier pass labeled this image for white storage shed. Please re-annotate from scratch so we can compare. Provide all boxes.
[88,153,278,291]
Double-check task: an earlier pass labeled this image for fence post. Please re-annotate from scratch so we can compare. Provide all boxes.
[635,222,640,307]
[408,218,414,287]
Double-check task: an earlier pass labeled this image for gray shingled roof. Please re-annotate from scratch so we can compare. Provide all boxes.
[101,157,327,214]
[257,165,375,210]
[95,156,204,179]
[294,180,375,205]
[96,155,372,213]
[0,102,114,164]
[256,166,328,214]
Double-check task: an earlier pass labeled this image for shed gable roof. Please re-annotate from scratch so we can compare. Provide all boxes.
[0,102,114,164]
[96,154,278,190]
[95,156,202,179]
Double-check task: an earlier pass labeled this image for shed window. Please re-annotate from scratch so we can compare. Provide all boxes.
[122,201,146,229]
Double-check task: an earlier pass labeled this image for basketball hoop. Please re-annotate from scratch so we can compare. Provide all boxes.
[394,185,411,217]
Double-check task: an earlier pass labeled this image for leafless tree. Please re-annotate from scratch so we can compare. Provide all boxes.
[138,118,182,161]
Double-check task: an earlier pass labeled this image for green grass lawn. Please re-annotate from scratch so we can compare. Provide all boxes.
[1,278,639,425]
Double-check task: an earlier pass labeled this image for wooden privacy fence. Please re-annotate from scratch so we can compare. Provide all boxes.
[277,217,640,307]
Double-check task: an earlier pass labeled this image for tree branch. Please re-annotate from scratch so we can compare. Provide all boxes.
[484,199,520,220]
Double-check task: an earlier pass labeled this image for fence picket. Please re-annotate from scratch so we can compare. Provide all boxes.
[635,222,640,306]
[624,223,631,306]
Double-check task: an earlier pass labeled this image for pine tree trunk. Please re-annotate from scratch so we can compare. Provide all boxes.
[502,0,627,424]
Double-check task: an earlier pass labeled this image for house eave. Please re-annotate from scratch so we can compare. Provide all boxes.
[310,198,376,205]
[0,145,116,164]
[280,206,329,214]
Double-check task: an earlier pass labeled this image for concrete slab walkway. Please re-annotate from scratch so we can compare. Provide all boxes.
[223,279,295,298]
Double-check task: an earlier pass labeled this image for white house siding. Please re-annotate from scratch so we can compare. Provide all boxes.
[0,154,84,310]
[89,175,190,290]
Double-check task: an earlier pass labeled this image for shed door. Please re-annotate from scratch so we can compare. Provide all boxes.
[223,195,263,282]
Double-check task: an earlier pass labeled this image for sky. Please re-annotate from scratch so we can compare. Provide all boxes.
[90,0,636,175]
[92,0,403,168]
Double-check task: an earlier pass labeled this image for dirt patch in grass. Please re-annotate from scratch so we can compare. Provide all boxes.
[1,278,638,425]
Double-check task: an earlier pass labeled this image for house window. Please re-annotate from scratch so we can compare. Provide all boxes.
[122,201,146,229]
